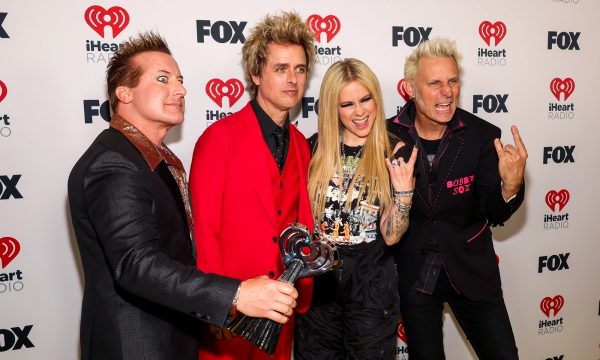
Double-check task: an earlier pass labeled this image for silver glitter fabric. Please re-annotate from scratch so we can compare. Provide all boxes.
[110,115,194,240]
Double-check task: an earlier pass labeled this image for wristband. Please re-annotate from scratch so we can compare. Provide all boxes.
[393,190,414,198]
[229,283,241,317]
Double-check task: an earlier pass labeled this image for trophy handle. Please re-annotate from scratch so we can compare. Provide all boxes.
[227,223,339,355]
[279,223,339,278]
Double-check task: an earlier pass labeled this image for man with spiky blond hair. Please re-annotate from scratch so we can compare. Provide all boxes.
[190,11,316,360]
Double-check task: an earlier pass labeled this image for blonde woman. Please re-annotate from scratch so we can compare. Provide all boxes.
[294,58,417,359]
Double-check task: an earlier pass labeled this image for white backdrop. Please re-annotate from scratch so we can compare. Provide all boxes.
[1,1,598,359]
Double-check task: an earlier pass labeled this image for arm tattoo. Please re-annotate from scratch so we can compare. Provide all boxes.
[384,206,410,238]
[385,210,394,237]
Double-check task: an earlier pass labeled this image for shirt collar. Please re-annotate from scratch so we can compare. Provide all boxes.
[251,98,290,136]
[110,115,184,172]
[393,100,465,132]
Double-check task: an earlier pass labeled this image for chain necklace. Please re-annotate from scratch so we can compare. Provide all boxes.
[340,143,364,193]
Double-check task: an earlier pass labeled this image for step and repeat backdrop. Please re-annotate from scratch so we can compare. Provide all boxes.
[1,1,598,359]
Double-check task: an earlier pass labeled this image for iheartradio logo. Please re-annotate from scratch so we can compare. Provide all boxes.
[550,78,575,101]
[545,189,569,212]
[540,295,564,317]
[396,322,407,343]
[205,78,244,107]
[397,79,410,102]
[0,236,20,269]
[0,79,6,103]
[84,5,130,38]
[306,15,341,43]
[479,21,506,46]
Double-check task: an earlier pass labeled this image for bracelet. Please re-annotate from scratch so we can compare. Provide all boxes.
[229,283,241,316]
[394,202,412,212]
[393,190,414,198]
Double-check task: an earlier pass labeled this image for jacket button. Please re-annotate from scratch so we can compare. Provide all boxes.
[272,236,277,243]
[268,271,275,278]
[191,312,210,321]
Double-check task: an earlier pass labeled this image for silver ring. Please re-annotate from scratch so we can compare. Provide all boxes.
[391,159,398,167]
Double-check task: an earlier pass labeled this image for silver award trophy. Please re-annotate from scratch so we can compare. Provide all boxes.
[227,223,338,354]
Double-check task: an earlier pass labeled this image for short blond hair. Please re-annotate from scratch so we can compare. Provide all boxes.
[404,37,462,82]
[242,11,316,97]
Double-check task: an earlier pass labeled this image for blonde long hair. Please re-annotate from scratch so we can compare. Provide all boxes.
[308,58,392,220]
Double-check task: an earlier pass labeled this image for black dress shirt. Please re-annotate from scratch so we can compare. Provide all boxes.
[251,98,290,172]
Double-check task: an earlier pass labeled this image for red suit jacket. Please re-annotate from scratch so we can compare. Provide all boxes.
[190,102,314,360]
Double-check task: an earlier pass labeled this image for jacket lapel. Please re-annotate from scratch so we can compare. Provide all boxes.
[393,101,466,213]
[428,128,465,210]
[289,127,314,230]
[238,103,278,228]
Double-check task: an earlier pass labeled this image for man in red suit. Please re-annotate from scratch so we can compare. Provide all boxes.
[189,12,316,360]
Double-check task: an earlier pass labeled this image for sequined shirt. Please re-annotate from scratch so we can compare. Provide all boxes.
[110,115,194,240]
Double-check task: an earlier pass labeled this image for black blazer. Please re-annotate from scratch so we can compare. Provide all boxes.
[388,101,524,300]
[68,128,239,360]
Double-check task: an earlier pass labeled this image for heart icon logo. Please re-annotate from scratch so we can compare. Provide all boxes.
[84,5,130,38]
[0,237,20,269]
[205,78,244,107]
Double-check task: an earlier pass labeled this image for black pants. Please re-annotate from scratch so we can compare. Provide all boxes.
[294,240,399,360]
[400,271,518,360]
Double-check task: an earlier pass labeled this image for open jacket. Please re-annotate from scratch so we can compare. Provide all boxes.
[388,101,524,300]
[68,124,238,360]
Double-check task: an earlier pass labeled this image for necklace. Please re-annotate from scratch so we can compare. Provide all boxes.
[331,142,368,244]
[340,143,364,193]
